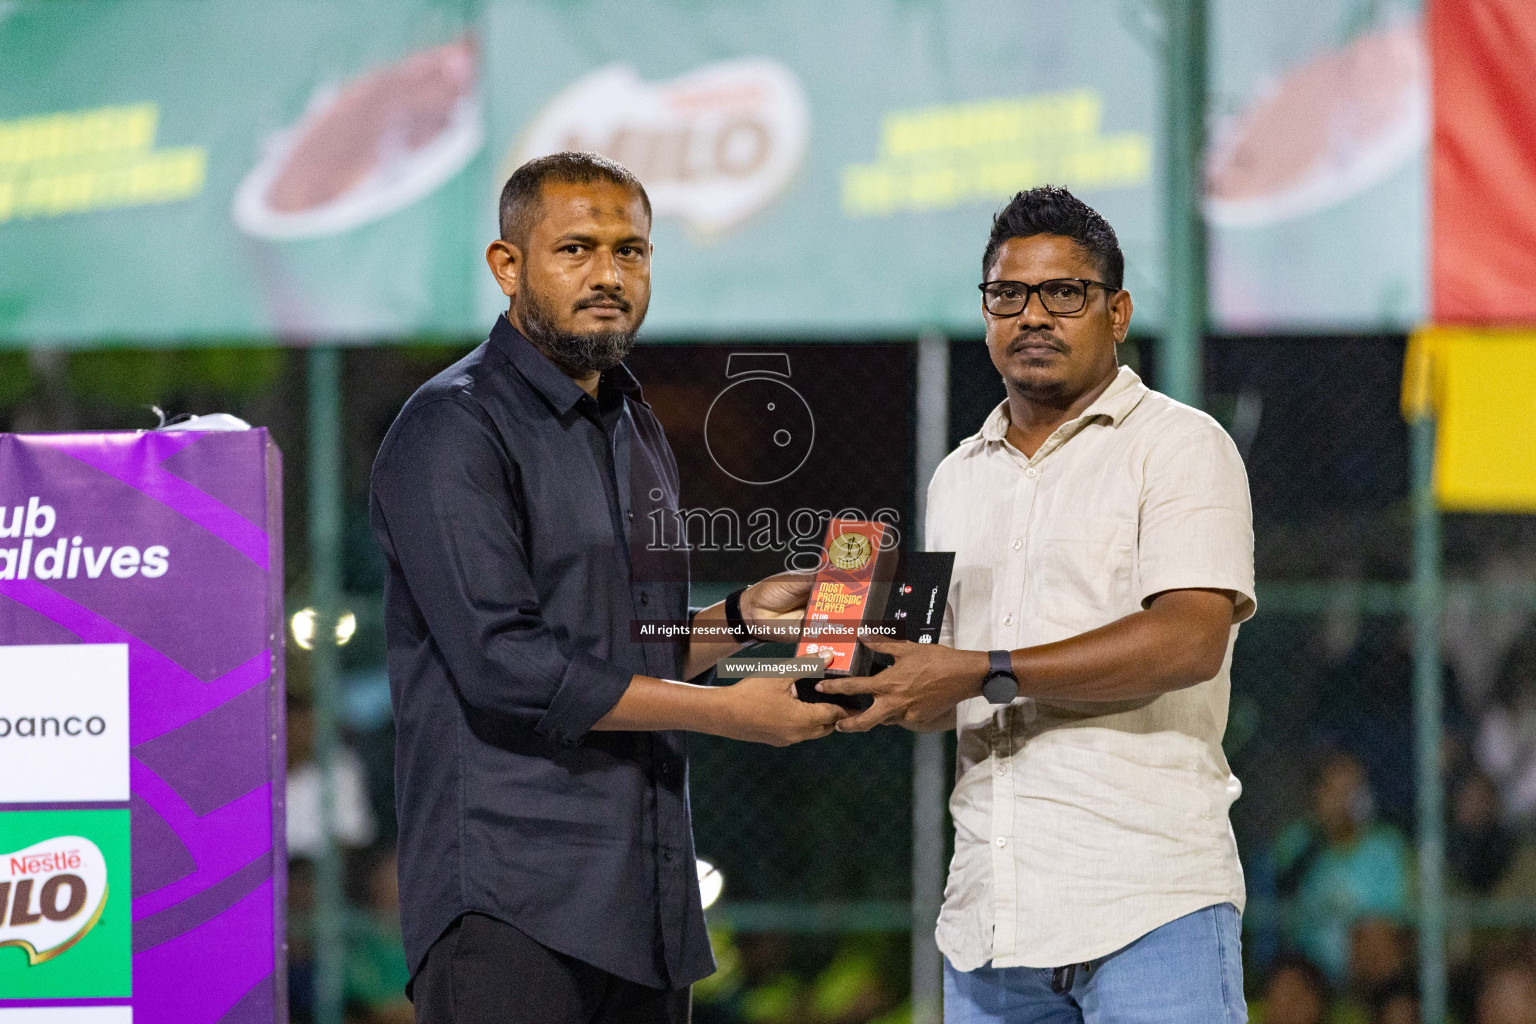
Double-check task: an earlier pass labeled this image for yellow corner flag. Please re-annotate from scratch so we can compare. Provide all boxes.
[1404,326,1536,512]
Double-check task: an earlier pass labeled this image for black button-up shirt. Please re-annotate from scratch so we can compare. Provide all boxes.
[369,317,712,990]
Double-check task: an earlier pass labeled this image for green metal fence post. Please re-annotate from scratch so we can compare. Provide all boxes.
[912,331,950,1024]
[1411,413,1447,1023]
[1161,0,1206,409]
[308,346,346,1024]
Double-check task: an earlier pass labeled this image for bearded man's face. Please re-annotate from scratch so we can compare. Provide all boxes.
[508,179,651,375]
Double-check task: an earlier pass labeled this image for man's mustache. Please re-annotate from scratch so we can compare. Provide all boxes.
[575,296,632,313]
[1009,330,1066,354]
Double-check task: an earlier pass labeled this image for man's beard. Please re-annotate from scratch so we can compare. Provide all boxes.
[1001,329,1080,404]
[517,287,641,375]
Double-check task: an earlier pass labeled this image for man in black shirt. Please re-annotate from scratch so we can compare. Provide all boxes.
[369,153,843,1024]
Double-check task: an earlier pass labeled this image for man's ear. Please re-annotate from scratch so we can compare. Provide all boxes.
[1110,288,1134,344]
[485,239,522,300]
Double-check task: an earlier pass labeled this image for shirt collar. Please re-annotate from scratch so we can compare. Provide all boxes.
[489,314,643,415]
[979,365,1148,442]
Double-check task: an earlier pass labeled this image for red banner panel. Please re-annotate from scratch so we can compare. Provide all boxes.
[1432,0,1536,324]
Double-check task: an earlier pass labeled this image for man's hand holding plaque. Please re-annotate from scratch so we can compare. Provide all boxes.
[735,570,823,643]
[815,637,987,731]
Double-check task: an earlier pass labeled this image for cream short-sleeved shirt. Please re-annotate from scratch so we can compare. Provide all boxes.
[926,366,1256,972]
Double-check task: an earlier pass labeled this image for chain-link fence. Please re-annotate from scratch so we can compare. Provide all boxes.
[1213,337,1536,1023]
[7,335,1535,1023]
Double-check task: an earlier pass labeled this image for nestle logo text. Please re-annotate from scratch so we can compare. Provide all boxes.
[9,849,82,877]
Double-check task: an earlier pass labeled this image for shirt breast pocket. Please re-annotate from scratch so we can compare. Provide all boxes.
[1036,515,1136,631]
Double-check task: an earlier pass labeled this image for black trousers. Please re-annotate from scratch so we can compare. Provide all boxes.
[412,913,691,1024]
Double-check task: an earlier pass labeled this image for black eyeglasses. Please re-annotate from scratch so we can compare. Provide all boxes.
[979,278,1116,317]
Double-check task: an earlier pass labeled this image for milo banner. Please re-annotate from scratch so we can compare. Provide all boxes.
[0,0,1424,345]
[0,429,285,1023]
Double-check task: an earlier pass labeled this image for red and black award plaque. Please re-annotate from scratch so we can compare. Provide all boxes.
[793,519,896,708]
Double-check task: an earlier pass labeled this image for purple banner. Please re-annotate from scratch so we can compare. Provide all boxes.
[0,429,284,1024]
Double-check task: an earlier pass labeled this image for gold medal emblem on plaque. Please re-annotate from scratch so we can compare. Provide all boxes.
[828,532,872,571]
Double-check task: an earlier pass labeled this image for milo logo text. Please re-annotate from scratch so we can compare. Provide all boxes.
[517,58,810,235]
[0,836,109,965]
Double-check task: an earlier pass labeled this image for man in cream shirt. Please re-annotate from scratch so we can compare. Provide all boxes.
[820,186,1256,1022]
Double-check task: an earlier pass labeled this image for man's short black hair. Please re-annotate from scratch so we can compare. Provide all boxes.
[982,185,1124,289]
[498,151,652,247]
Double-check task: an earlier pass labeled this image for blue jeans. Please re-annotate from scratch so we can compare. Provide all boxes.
[943,903,1247,1024]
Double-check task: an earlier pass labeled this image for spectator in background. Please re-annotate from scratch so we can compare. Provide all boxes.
[1252,953,1330,1024]
[1319,619,1468,831]
[1477,633,1536,826]
[1369,974,1420,1024]
[1346,919,1419,1024]
[1272,749,1412,984]
[286,692,377,859]
[1449,766,1517,893]
[1350,919,1411,1004]
[1476,960,1536,1024]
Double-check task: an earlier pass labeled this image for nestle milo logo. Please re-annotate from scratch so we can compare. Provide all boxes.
[0,836,108,965]
[516,58,811,236]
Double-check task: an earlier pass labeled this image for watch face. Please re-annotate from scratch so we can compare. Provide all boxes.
[827,531,872,571]
[982,673,1019,705]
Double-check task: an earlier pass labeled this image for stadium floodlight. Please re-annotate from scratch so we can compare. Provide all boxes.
[291,607,356,649]
[696,859,723,910]
[291,608,316,651]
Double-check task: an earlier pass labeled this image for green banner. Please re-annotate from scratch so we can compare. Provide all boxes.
[0,0,1423,346]
[1208,0,1425,330]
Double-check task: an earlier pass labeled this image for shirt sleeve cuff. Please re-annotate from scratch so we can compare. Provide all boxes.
[1138,573,1257,624]
[533,652,634,748]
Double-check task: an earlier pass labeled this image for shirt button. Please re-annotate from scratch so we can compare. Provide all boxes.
[1003,614,1013,626]
[1012,538,1022,550]
[663,847,676,862]
[1025,467,1038,478]
[995,836,1008,848]
[995,762,1010,777]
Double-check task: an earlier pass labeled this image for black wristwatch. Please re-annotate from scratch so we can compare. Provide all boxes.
[725,586,762,644]
[981,649,1019,704]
